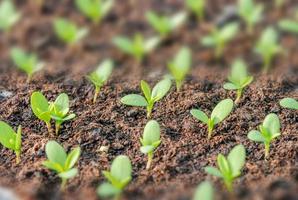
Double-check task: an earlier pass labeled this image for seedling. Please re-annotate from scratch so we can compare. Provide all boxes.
[75,0,114,24]
[248,113,281,159]
[97,155,132,200]
[0,0,21,32]
[113,33,160,63]
[238,0,263,34]
[167,47,192,91]
[10,47,44,83]
[201,23,239,59]
[205,144,246,192]
[53,18,88,45]
[146,11,187,38]
[140,120,161,170]
[280,98,298,110]
[223,59,253,103]
[254,27,282,74]
[190,98,234,139]
[185,0,205,22]
[193,181,214,200]
[121,78,172,118]
[87,59,113,103]
[0,121,21,164]
[275,0,284,8]
[278,20,298,34]
[43,140,81,189]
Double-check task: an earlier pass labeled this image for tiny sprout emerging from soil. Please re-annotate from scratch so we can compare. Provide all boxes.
[278,20,298,34]
[193,181,214,200]
[190,98,234,139]
[10,47,44,83]
[140,120,161,170]
[43,140,81,190]
[146,11,187,38]
[0,0,21,32]
[248,113,281,159]
[121,78,172,118]
[205,144,246,193]
[254,27,282,74]
[223,59,253,103]
[75,0,114,24]
[201,23,239,59]
[0,121,21,164]
[167,46,192,92]
[87,59,113,103]
[97,155,132,200]
[185,0,205,22]
[279,98,298,110]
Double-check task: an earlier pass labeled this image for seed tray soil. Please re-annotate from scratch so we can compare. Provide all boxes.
[0,0,298,200]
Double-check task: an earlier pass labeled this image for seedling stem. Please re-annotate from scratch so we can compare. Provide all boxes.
[93,86,100,103]
[146,152,153,170]
[265,142,270,159]
[235,89,243,104]
[61,178,67,191]
[46,122,52,134]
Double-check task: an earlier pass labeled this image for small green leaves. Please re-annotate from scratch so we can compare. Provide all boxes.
[279,98,298,110]
[186,0,205,22]
[193,181,214,200]
[248,113,281,159]
[0,0,21,32]
[97,155,132,199]
[278,20,298,34]
[31,91,51,124]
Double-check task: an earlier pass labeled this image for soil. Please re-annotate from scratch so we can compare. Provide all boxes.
[0,0,297,200]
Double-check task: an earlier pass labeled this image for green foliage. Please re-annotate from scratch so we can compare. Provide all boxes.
[248,113,281,159]
[0,121,21,164]
[190,99,234,139]
[205,144,246,192]
[140,120,161,170]
[167,47,192,91]
[223,59,253,103]
[0,0,21,32]
[185,0,205,22]
[97,155,132,199]
[87,59,113,103]
[278,19,298,34]
[193,181,214,200]
[43,140,81,189]
[279,98,298,110]
[121,78,172,118]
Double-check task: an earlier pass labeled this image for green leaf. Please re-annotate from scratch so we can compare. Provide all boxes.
[30,92,51,123]
[168,47,191,81]
[169,12,187,30]
[58,168,78,179]
[263,113,280,136]
[97,182,120,198]
[248,130,265,142]
[205,166,222,177]
[112,36,134,55]
[241,76,254,87]
[144,37,160,53]
[0,121,17,150]
[220,23,239,40]
[227,144,246,177]
[45,141,67,167]
[65,147,81,169]
[278,20,298,34]
[280,98,298,110]
[217,154,231,176]
[223,83,239,90]
[54,93,70,116]
[0,0,21,31]
[142,120,160,146]
[121,94,148,106]
[211,99,234,125]
[151,78,172,101]
[201,36,215,46]
[140,145,155,154]
[190,109,209,124]
[62,113,76,122]
[230,59,248,84]
[146,11,171,36]
[141,80,151,101]
[110,155,132,183]
[193,181,214,200]
[42,160,64,172]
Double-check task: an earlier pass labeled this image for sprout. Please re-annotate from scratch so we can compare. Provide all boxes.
[97,155,132,200]
[0,0,21,32]
[87,59,113,103]
[185,0,205,22]
[279,98,298,110]
[248,113,281,159]
[193,181,214,200]
[205,144,246,192]
[223,59,253,103]
[167,47,192,92]
[121,78,172,118]
[190,98,234,139]
[140,120,161,170]
[43,140,81,190]
[10,47,44,83]
[201,23,239,59]
[278,20,298,34]
[0,121,21,164]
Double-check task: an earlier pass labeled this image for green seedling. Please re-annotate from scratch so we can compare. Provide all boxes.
[280,98,298,110]
[275,0,284,7]
[10,47,44,83]
[238,0,263,34]
[0,0,21,32]
[140,120,161,170]
[43,140,81,190]
[97,155,132,200]
[113,33,160,63]
[248,113,281,159]
[167,47,192,92]
[75,0,114,24]
[121,78,172,118]
[53,18,88,45]
[87,59,113,103]
[254,27,282,74]
[0,121,21,164]
[193,181,214,200]
[185,0,205,22]
[278,20,298,34]
[190,98,234,139]
[201,23,239,59]
[223,59,253,103]
[205,144,246,193]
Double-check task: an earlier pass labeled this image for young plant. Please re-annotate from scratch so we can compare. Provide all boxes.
[10,47,44,83]
[190,98,234,139]
[112,33,160,63]
[121,78,172,118]
[0,0,21,32]
[205,144,246,192]
[223,59,253,103]
[146,11,187,38]
[140,120,161,170]
[201,23,239,59]
[43,140,81,189]
[254,27,282,74]
[278,20,298,34]
[0,121,21,164]
[97,155,132,200]
[185,0,205,22]
[87,59,113,103]
[279,98,298,110]
[167,47,192,92]
[193,181,214,200]
[75,0,114,24]
[248,113,281,159]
